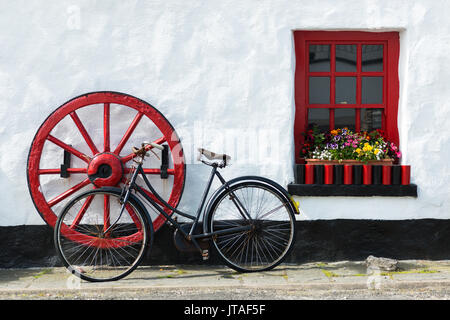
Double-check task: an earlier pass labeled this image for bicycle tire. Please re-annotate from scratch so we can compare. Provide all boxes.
[54,188,152,282]
[207,181,296,273]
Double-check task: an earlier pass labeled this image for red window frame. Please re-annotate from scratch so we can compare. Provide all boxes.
[293,31,400,163]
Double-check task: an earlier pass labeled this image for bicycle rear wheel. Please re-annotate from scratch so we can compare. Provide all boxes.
[54,188,152,282]
[208,181,296,273]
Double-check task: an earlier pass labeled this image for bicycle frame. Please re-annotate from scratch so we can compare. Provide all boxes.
[117,161,253,254]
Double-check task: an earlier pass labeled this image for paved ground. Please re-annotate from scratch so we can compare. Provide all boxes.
[1,260,450,301]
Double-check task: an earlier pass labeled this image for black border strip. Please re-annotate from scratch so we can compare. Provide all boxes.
[288,183,417,197]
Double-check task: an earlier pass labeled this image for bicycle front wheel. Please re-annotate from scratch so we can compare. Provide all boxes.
[208,181,296,273]
[54,189,152,282]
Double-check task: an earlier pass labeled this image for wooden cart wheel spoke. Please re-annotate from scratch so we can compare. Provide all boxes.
[47,178,91,207]
[69,194,95,230]
[136,186,174,230]
[125,203,143,230]
[47,135,91,163]
[114,111,144,155]
[103,103,110,152]
[62,192,144,248]
[104,194,110,232]
[27,91,186,235]
[123,168,174,175]
[69,111,100,155]
[38,168,87,175]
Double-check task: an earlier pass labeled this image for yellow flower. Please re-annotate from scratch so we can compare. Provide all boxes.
[374,149,380,155]
[356,148,361,154]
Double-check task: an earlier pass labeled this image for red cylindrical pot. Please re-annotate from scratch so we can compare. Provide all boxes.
[401,165,411,185]
[305,164,314,184]
[344,165,353,185]
[324,165,333,184]
[363,165,372,185]
[382,166,392,185]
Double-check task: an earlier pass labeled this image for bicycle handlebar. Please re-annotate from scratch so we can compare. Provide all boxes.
[132,141,165,159]
[144,141,164,151]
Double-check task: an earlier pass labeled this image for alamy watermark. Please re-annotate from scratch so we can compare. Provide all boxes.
[66,5,81,30]
[169,121,288,166]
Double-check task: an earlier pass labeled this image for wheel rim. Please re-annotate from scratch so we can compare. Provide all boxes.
[211,184,295,271]
[56,191,148,281]
[27,91,185,232]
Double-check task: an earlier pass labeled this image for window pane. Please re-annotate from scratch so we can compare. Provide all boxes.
[308,108,329,132]
[336,45,357,72]
[362,45,383,72]
[361,108,383,132]
[309,77,330,104]
[309,45,330,72]
[362,77,383,104]
[335,77,356,104]
[334,108,355,130]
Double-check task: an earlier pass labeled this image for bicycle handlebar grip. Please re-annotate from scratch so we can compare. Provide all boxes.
[150,142,164,151]
[143,141,164,151]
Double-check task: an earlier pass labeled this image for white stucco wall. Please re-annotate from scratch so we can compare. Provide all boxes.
[0,0,449,225]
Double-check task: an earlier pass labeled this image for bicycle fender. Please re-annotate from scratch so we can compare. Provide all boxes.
[202,176,299,233]
[230,176,300,215]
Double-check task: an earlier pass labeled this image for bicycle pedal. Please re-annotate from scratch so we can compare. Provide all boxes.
[202,249,209,261]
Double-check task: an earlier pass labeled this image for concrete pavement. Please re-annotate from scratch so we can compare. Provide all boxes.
[1,260,450,300]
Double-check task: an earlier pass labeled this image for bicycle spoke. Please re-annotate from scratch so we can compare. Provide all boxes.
[211,182,295,272]
[55,190,150,282]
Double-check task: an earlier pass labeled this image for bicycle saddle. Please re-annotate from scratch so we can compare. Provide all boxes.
[197,148,231,167]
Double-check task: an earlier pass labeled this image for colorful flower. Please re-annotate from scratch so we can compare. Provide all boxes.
[301,126,401,162]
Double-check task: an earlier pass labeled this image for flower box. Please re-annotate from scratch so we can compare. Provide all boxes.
[300,127,401,164]
[305,158,393,166]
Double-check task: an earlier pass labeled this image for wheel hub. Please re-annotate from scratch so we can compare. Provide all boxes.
[87,152,124,187]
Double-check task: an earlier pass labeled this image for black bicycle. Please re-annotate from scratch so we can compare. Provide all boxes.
[54,142,299,282]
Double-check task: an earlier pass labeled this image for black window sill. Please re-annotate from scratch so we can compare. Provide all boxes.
[290,163,418,197]
[288,183,418,197]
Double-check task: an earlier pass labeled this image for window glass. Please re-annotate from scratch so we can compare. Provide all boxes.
[362,45,383,72]
[309,45,330,72]
[336,45,357,72]
[361,108,383,131]
[362,77,383,104]
[308,108,329,131]
[309,77,330,104]
[334,108,355,130]
[335,77,356,104]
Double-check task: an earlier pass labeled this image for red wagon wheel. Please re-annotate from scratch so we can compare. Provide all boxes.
[27,91,186,233]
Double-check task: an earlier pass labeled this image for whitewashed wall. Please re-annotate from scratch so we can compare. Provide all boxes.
[0,0,449,225]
